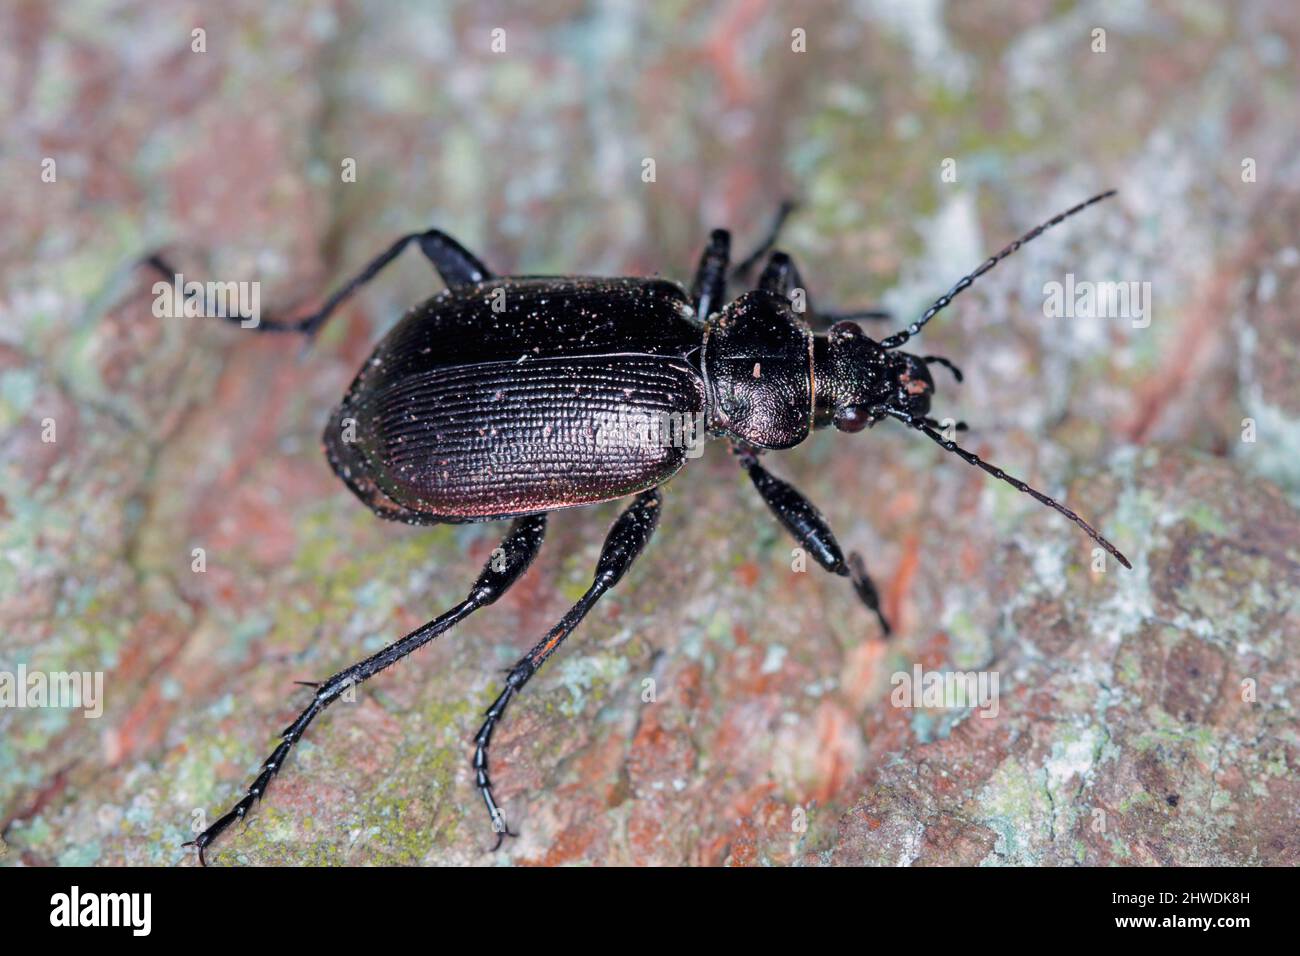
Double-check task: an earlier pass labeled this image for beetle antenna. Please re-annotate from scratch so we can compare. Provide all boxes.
[883,407,1131,569]
[880,190,1117,351]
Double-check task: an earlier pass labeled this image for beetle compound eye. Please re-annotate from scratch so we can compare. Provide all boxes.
[833,404,874,433]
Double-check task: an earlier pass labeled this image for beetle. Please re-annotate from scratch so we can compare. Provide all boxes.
[150,190,1128,863]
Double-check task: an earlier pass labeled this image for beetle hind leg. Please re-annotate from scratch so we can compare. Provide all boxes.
[413,229,493,287]
[141,227,494,338]
[472,490,661,849]
[183,514,546,865]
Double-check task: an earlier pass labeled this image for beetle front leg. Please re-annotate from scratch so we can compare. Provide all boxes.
[757,249,818,316]
[738,452,891,635]
[473,490,661,849]
[184,514,546,865]
[729,199,797,281]
[697,200,800,314]
[753,250,891,328]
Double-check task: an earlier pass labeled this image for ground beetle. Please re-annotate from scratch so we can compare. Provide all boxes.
[148,190,1129,863]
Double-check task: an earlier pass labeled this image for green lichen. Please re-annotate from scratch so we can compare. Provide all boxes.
[977,756,1052,864]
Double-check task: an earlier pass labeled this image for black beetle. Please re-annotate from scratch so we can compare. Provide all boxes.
[148,190,1128,863]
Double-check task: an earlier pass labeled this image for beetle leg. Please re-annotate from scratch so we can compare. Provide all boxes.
[730,198,798,281]
[757,249,816,315]
[473,490,661,849]
[142,228,492,338]
[754,250,891,328]
[183,514,547,865]
[691,229,731,322]
[737,451,891,635]
[413,230,494,287]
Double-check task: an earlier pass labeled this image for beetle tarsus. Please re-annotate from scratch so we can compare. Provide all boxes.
[848,551,891,636]
[473,684,518,847]
[184,801,247,867]
[488,822,519,853]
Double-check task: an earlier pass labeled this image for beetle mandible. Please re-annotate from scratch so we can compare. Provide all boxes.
[151,190,1129,863]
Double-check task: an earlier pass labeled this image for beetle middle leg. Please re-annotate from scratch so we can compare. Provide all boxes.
[183,514,546,865]
[473,489,661,848]
[737,451,891,635]
[755,250,891,328]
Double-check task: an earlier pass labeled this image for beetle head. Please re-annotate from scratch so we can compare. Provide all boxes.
[816,321,934,433]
